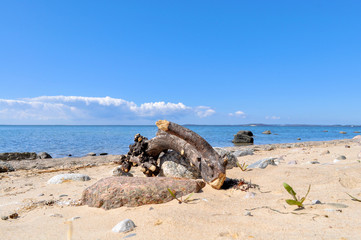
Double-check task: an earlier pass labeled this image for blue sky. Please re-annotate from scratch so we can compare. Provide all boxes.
[1,1,360,125]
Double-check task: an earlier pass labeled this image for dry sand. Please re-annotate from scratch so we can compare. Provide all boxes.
[1,138,361,240]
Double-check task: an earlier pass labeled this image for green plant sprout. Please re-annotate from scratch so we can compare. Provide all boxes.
[236,162,248,171]
[167,188,194,204]
[346,193,361,202]
[283,183,311,208]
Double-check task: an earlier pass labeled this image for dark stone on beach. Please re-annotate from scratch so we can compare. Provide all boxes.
[0,161,15,172]
[87,152,96,156]
[99,153,108,156]
[68,154,72,157]
[81,176,206,209]
[159,151,200,179]
[1,215,9,220]
[232,130,254,144]
[213,148,238,169]
[0,152,37,161]
[9,213,18,219]
[37,152,52,159]
[262,130,272,135]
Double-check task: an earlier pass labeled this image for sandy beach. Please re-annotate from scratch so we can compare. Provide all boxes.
[1,137,361,240]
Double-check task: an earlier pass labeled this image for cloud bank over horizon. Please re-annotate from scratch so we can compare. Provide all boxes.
[0,96,217,124]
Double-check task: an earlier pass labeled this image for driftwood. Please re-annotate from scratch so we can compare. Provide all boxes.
[118,120,227,189]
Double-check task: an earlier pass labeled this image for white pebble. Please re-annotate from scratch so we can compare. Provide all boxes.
[47,174,90,184]
[112,219,136,233]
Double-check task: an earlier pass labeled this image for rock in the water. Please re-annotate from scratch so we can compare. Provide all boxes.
[87,152,96,156]
[112,219,136,233]
[47,174,91,184]
[99,153,108,156]
[232,149,254,157]
[297,138,301,140]
[232,130,254,144]
[37,152,52,159]
[159,151,200,179]
[0,152,37,161]
[112,166,133,177]
[354,131,361,133]
[339,131,347,134]
[248,157,277,169]
[262,130,272,135]
[81,177,206,209]
[213,148,238,169]
[0,161,15,172]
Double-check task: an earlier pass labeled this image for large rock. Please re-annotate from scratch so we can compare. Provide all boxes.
[0,161,15,172]
[213,148,238,169]
[81,177,206,209]
[0,152,37,161]
[159,151,200,179]
[232,131,254,144]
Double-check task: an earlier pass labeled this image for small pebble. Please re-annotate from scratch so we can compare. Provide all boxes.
[59,194,68,198]
[287,160,297,165]
[244,211,253,216]
[149,207,154,211]
[38,193,45,197]
[1,215,9,220]
[70,216,80,221]
[312,200,322,205]
[112,219,136,233]
[9,213,18,219]
[307,161,320,164]
[244,192,256,199]
[345,145,350,148]
[49,213,63,218]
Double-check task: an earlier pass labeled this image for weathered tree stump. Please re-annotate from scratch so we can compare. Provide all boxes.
[118,120,227,189]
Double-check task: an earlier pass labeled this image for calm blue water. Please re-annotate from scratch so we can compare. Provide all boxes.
[0,125,360,158]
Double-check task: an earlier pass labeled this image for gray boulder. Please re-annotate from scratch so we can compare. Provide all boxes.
[47,173,91,184]
[232,149,254,157]
[0,161,15,172]
[37,152,52,159]
[248,157,278,169]
[159,151,200,179]
[213,148,238,169]
[232,130,254,144]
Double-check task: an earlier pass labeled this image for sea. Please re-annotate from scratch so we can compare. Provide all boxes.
[0,125,360,158]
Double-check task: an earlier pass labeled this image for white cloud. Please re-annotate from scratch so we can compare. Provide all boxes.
[229,110,246,118]
[0,96,215,124]
[195,106,216,118]
[265,116,281,120]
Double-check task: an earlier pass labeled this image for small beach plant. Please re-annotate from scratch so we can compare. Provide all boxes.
[167,188,193,204]
[283,183,311,208]
[236,162,248,171]
[346,193,361,202]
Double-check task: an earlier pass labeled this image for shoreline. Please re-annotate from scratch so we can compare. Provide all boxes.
[1,136,359,172]
[1,135,361,239]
